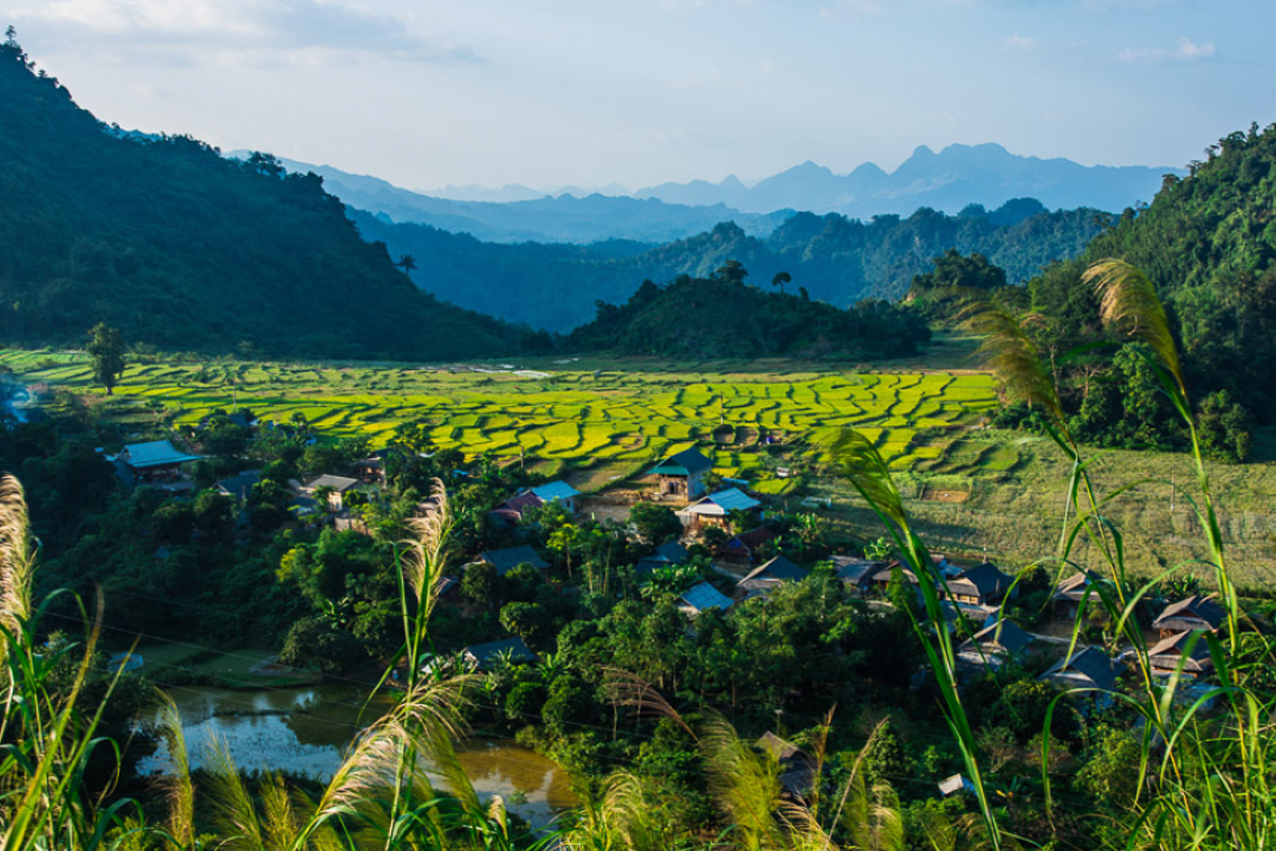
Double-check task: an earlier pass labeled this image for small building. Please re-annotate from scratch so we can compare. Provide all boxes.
[461,637,536,671]
[1051,570,1107,621]
[958,620,1034,670]
[353,450,391,485]
[938,773,977,797]
[678,582,734,616]
[1147,631,1215,678]
[1153,595,1227,637]
[474,545,550,577]
[870,563,927,600]
[944,562,1017,606]
[648,448,715,501]
[678,487,761,532]
[737,555,809,599]
[216,470,262,501]
[490,490,546,525]
[716,526,779,566]
[756,732,817,800]
[529,481,581,513]
[829,556,886,596]
[1040,646,1118,693]
[300,475,365,511]
[635,541,690,575]
[116,440,202,481]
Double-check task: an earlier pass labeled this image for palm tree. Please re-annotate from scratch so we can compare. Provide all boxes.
[397,254,418,278]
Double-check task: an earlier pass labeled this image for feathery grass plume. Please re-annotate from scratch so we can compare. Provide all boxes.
[603,668,697,739]
[201,734,266,850]
[815,429,906,530]
[698,713,786,851]
[154,694,195,849]
[401,478,453,607]
[1085,259,1186,396]
[963,301,1064,425]
[0,473,34,635]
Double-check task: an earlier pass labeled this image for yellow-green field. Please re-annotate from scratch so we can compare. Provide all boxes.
[0,350,998,493]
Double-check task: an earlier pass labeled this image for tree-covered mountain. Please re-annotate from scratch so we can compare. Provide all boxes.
[636,143,1180,217]
[267,156,790,244]
[1013,121,1276,450]
[0,41,535,360]
[350,199,1110,332]
[568,271,930,360]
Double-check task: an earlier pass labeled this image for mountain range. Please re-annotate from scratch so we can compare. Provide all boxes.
[272,144,1178,245]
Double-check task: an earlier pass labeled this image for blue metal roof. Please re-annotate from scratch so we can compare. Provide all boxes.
[679,582,734,613]
[648,447,714,476]
[120,440,201,468]
[683,487,760,516]
[531,481,580,502]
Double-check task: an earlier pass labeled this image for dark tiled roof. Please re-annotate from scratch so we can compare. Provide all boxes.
[1042,646,1118,691]
[478,545,549,575]
[648,447,714,476]
[949,562,1014,598]
[740,555,808,585]
[830,556,885,585]
[962,620,1034,655]
[463,637,535,668]
[1154,595,1227,631]
[216,470,262,498]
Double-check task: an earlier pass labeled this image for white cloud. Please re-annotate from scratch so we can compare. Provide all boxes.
[14,0,481,65]
[1118,35,1215,63]
[1004,34,1038,51]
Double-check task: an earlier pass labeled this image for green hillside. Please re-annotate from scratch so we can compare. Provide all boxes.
[568,271,930,359]
[0,41,533,360]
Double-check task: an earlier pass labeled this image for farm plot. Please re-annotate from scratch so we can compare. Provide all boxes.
[0,352,999,489]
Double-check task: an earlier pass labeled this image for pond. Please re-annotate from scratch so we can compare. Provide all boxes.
[139,682,577,828]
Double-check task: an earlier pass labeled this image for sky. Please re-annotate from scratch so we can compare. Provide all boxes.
[8,0,1275,193]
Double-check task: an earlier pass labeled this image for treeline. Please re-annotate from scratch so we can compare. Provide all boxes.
[350,199,1110,332]
[568,265,931,360]
[995,121,1276,457]
[0,39,540,360]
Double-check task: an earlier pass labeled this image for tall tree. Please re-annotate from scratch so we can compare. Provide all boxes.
[396,254,418,278]
[771,270,791,294]
[86,323,125,395]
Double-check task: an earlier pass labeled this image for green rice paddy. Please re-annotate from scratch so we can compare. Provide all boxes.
[1,351,998,491]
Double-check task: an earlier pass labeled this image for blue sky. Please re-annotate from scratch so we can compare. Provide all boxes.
[9,0,1273,192]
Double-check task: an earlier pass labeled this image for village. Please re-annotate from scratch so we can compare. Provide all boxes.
[102,408,1230,790]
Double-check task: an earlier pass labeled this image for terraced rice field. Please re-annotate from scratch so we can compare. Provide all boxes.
[1,351,999,490]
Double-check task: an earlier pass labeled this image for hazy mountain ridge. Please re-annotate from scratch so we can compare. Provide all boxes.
[350,199,1110,332]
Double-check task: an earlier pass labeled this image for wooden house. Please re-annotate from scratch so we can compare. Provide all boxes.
[1153,595,1227,637]
[647,448,714,501]
[354,450,391,485]
[678,487,761,532]
[1051,570,1107,621]
[957,619,1034,671]
[529,481,580,513]
[1147,631,1215,678]
[116,440,202,482]
[829,556,886,596]
[216,470,261,501]
[300,475,365,511]
[473,545,550,577]
[716,526,778,566]
[737,555,808,599]
[635,541,689,575]
[678,582,734,616]
[1040,646,1118,693]
[944,562,1017,606]
[756,732,817,801]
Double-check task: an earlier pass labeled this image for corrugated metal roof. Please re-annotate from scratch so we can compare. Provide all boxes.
[531,481,580,502]
[740,556,808,585]
[121,440,201,468]
[478,545,550,574]
[648,447,714,476]
[682,487,760,516]
[679,582,734,613]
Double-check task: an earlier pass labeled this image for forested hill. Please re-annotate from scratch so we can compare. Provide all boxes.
[1028,121,1276,423]
[351,199,1109,332]
[0,42,533,360]
[567,273,930,360]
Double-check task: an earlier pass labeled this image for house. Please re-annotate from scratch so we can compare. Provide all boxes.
[1040,646,1119,692]
[870,563,926,599]
[490,490,546,525]
[677,582,734,616]
[635,541,689,575]
[116,440,202,481]
[529,481,580,513]
[958,620,1034,670]
[216,470,261,501]
[737,556,809,599]
[1147,631,1215,678]
[829,556,886,595]
[678,488,762,532]
[647,447,714,501]
[944,562,1017,606]
[300,475,364,511]
[756,732,817,800]
[1153,595,1227,637]
[461,637,536,671]
[353,450,391,485]
[716,526,779,566]
[1051,570,1107,621]
[474,545,550,576]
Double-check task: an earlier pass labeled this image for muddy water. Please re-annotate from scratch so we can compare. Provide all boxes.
[140,683,576,827]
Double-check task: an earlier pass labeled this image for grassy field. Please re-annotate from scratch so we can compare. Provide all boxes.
[6,347,1276,587]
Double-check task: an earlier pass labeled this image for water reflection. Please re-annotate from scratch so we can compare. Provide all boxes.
[141,683,575,827]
